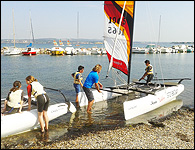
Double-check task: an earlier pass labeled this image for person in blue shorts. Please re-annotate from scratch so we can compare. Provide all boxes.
[71,65,84,107]
[83,64,103,114]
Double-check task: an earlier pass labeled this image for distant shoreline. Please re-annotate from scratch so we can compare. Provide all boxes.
[1,39,194,45]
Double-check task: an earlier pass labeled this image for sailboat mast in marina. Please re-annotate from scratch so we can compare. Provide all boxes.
[12,8,16,48]
[104,1,135,86]
[22,11,37,56]
[3,9,21,56]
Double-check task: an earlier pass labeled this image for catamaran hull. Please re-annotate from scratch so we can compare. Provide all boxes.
[78,88,120,107]
[1,103,68,137]
[123,84,184,120]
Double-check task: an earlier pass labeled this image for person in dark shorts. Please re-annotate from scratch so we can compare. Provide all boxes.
[71,65,84,107]
[139,60,154,84]
[2,81,24,115]
[26,75,50,133]
[83,64,103,114]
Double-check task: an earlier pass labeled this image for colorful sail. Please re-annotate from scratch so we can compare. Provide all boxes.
[59,39,64,46]
[67,40,71,45]
[53,40,58,46]
[104,1,135,76]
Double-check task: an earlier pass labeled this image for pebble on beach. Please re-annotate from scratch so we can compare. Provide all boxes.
[1,107,194,149]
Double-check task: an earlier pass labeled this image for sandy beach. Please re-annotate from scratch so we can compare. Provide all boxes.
[1,106,193,149]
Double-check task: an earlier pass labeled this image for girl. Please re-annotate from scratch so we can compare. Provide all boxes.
[26,75,49,133]
[2,81,24,114]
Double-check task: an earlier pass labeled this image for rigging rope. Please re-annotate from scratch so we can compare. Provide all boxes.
[145,2,165,86]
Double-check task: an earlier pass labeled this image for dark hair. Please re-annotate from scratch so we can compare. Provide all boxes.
[145,60,150,64]
[78,65,84,71]
[10,81,21,92]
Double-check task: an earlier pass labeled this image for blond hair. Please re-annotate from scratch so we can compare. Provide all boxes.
[25,75,38,83]
[92,64,102,72]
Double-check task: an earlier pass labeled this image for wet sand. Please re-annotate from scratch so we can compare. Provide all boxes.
[1,106,194,149]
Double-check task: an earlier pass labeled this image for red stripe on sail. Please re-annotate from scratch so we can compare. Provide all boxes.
[107,51,128,75]
[104,1,132,75]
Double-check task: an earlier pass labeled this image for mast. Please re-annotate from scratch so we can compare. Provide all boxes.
[77,12,79,39]
[29,10,35,46]
[106,1,127,77]
[12,8,15,48]
[127,2,135,86]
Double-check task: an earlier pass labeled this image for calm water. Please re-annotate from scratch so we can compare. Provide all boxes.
[1,52,194,107]
[1,47,194,144]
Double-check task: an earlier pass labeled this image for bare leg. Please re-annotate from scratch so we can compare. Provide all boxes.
[87,100,94,114]
[43,111,49,130]
[2,100,8,113]
[76,93,79,107]
[38,112,45,132]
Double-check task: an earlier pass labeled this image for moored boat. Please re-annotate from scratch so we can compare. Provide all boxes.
[4,9,21,56]
[50,40,65,56]
[22,46,37,56]
[65,40,76,55]
[132,47,148,54]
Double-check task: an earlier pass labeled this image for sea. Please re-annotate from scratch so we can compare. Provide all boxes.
[1,42,194,145]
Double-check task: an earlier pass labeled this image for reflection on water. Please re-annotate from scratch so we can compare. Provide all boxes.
[1,95,183,147]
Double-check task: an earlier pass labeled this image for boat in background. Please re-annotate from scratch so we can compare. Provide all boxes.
[178,45,187,53]
[145,44,159,54]
[171,45,179,53]
[59,39,64,46]
[4,9,21,56]
[65,40,76,55]
[22,43,37,56]
[22,11,37,56]
[75,47,91,55]
[160,47,172,53]
[50,40,65,56]
[91,46,101,55]
[132,47,148,54]
[100,48,107,55]
[187,45,194,53]
[4,47,21,56]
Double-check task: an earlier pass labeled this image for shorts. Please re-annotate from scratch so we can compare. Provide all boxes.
[73,83,81,93]
[83,86,94,102]
[6,104,19,114]
[36,94,49,112]
[147,74,154,83]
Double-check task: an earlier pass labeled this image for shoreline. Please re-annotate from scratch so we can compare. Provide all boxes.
[1,106,194,149]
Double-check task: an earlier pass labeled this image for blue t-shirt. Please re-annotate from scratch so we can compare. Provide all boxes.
[83,71,99,88]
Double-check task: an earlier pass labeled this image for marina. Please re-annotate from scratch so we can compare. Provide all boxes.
[1,42,194,56]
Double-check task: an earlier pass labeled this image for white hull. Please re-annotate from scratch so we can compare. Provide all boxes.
[123,84,184,120]
[78,88,121,107]
[3,47,21,56]
[77,83,184,121]
[1,103,68,137]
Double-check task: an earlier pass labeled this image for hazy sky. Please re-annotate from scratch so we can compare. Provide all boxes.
[1,1,194,42]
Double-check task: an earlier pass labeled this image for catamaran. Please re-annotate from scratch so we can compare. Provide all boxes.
[78,1,190,120]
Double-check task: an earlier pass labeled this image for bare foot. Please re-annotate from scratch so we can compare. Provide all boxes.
[87,111,93,114]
